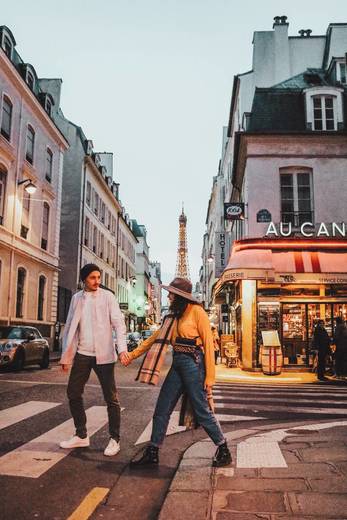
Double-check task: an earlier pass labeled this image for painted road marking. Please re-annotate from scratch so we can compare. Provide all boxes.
[0,379,156,390]
[213,395,347,406]
[237,420,347,468]
[135,411,266,445]
[216,402,347,415]
[0,406,108,478]
[0,401,60,430]
[67,487,109,520]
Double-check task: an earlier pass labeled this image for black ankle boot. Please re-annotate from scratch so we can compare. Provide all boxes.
[130,445,159,467]
[212,442,232,467]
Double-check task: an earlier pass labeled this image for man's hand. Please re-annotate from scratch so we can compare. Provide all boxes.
[119,352,131,366]
[61,364,70,372]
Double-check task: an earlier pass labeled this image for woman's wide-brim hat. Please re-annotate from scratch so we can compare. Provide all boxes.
[161,277,199,303]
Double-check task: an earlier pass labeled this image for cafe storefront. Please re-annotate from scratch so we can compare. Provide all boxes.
[215,237,347,370]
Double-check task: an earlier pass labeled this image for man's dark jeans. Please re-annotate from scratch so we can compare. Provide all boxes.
[67,353,120,441]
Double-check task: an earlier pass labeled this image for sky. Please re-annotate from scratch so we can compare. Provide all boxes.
[2,0,346,284]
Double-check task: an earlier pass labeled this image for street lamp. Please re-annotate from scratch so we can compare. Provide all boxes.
[18,179,37,194]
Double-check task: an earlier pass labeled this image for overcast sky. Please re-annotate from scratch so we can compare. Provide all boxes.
[3,1,346,284]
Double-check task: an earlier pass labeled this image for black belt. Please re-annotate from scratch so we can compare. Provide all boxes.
[173,337,202,362]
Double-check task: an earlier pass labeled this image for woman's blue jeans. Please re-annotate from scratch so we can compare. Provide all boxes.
[150,351,225,447]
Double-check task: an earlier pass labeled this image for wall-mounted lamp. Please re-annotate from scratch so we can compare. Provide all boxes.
[207,255,215,264]
[18,179,37,195]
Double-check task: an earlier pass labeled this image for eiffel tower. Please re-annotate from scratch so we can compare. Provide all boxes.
[175,205,191,281]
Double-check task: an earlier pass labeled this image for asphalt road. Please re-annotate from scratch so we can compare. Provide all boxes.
[1,357,346,520]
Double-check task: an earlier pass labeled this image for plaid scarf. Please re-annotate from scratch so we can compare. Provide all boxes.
[136,314,175,385]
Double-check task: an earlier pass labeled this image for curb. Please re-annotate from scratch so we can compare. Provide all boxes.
[158,419,343,520]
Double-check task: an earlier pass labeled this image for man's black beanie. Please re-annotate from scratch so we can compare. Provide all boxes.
[80,263,101,282]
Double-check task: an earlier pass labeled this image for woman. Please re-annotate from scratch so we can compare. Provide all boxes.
[211,326,221,364]
[334,317,347,378]
[124,277,231,468]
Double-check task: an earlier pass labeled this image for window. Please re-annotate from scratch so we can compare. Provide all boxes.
[280,171,313,227]
[16,267,26,318]
[100,233,104,259]
[45,97,52,116]
[94,192,99,216]
[2,35,12,59]
[1,95,12,141]
[41,202,49,250]
[86,181,91,206]
[26,70,35,90]
[84,217,90,247]
[105,272,109,288]
[0,166,6,226]
[337,62,346,84]
[21,191,30,239]
[45,148,53,182]
[26,125,35,164]
[313,96,336,130]
[37,275,46,320]
[100,201,105,223]
[93,225,97,253]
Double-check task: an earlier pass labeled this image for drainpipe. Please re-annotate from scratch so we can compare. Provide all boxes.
[8,98,24,324]
[78,160,87,286]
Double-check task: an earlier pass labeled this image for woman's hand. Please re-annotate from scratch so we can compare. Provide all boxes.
[119,352,132,366]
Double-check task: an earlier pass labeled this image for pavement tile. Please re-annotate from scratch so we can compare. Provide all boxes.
[281,449,301,463]
[233,468,259,477]
[300,446,347,462]
[170,467,211,491]
[216,513,271,519]
[180,457,212,468]
[281,440,313,447]
[221,491,287,513]
[158,490,209,520]
[260,462,339,478]
[308,476,347,492]
[334,461,347,476]
[216,477,308,492]
[288,492,347,517]
[184,441,216,459]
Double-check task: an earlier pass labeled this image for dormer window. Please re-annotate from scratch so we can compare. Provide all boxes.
[313,96,336,130]
[337,62,346,84]
[304,87,344,132]
[2,35,12,59]
[45,97,52,116]
[26,70,35,91]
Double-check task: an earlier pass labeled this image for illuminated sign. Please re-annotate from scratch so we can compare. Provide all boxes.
[265,222,346,238]
[224,203,245,220]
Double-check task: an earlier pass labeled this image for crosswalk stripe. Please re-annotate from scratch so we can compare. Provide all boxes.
[215,402,347,415]
[0,406,108,478]
[213,395,347,406]
[215,414,266,422]
[0,401,60,430]
[135,411,186,445]
[213,383,347,392]
[213,390,347,399]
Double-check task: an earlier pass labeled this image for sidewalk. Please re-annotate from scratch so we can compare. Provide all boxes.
[159,420,347,519]
[216,364,319,385]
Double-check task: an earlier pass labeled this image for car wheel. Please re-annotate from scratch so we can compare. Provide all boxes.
[13,349,25,371]
[39,348,50,369]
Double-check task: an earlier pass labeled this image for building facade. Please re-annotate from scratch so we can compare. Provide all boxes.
[204,18,347,370]
[149,261,162,325]
[0,26,68,344]
[131,220,151,329]
[117,213,138,331]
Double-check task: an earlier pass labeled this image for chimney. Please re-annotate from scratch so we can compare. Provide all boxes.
[273,15,290,83]
[298,29,312,37]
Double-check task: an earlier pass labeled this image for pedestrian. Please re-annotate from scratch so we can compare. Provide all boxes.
[211,325,221,364]
[312,320,331,381]
[333,317,347,378]
[59,263,128,456]
[123,277,231,468]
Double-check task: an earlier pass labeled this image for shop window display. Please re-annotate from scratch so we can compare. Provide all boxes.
[282,304,307,365]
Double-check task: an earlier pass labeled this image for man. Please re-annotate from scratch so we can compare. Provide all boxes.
[312,320,331,381]
[59,263,128,456]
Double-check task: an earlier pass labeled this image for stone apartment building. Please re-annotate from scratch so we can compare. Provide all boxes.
[0,26,68,344]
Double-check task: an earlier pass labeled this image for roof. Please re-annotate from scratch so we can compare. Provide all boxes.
[271,69,330,89]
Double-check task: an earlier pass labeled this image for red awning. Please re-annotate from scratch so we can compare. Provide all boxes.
[221,238,347,284]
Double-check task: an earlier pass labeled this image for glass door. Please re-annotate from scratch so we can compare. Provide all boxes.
[282,304,307,365]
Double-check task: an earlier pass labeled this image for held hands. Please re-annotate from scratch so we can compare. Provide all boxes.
[119,351,132,366]
[61,364,70,372]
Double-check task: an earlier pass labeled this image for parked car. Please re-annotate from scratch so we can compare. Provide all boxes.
[126,332,141,352]
[0,326,50,370]
[141,329,153,341]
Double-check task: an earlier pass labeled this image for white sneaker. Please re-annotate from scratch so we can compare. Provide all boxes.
[104,438,120,457]
[59,435,90,449]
